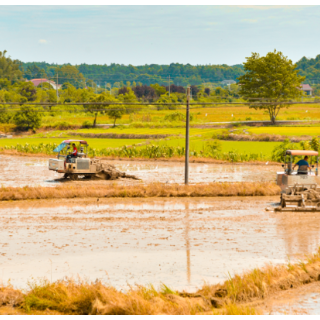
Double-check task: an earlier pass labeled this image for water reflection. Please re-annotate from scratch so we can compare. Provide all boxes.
[185,203,191,284]
[4,197,320,291]
[275,211,320,257]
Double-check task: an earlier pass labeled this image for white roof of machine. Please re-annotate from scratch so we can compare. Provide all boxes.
[285,150,318,156]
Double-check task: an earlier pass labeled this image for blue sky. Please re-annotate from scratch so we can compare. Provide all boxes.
[1,5,319,66]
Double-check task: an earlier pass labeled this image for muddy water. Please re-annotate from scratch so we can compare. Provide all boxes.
[0,155,62,187]
[260,282,320,315]
[0,155,278,187]
[2,197,320,292]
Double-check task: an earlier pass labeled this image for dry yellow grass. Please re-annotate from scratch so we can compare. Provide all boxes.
[199,247,320,304]
[2,248,320,315]
[0,182,281,201]
[0,279,260,315]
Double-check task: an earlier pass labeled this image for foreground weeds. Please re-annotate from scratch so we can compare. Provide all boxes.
[0,182,281,201]
[3,249,320,315]
[199,247,320,305]
[1,278,261,315]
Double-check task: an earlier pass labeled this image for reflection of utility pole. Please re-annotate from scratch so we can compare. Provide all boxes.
[185,202,191,284]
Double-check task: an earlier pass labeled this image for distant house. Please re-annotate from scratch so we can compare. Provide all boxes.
[27,78,62,90]
[299,84,313,96]
[221,80,236,85]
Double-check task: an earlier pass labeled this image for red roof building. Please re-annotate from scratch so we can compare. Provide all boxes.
[299,84,313,96]
[27,78,62,90]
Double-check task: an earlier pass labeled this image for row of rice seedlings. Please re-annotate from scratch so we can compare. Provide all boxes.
[1,143,269,162]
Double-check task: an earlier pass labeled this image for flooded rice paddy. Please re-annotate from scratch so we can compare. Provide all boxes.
[2,196,320,298]
[0,154,278,187]
[1,155,320,314]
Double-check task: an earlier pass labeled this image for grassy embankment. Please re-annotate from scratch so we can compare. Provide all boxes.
[248,126,320,136]
[2,247,320,315]
[0,182,280,201]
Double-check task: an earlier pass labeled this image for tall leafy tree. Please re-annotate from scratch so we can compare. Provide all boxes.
[85,92,119,127]
[55,65,85,88]
[106,106,125,127]
[13,105,42,131]
[19,82,37,102]
[0,50,23,82]
[238,50,305,124]
[25,64,47,80]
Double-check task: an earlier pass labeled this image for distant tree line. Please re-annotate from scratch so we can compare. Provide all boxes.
[20,61,245,87]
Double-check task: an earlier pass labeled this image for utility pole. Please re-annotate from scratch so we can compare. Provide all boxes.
[185,87,190,185]
[105,82,106,93]
[56,73,59,102]
[168,75,170,97]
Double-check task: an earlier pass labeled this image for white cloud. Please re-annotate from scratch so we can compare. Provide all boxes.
[38,39,48,44]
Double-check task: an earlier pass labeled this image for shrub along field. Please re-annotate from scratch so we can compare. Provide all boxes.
[0,137,286,162]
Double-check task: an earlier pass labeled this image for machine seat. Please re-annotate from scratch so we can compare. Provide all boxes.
[297,165,309,175]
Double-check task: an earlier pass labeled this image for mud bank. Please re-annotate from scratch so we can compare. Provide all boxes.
[2,196,320,292]
[259,282,320,315]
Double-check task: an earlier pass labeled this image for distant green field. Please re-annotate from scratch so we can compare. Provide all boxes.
[0,138,146,149]
[151,137,285,155]
[73,127,221,136]
[31,127,222,139]
[248,127,320,137]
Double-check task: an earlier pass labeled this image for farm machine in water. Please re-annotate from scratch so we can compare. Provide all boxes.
[48,140,138,181]
[276,150,320,211]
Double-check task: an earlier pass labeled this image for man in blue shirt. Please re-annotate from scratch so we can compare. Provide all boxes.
[293,156,310,174]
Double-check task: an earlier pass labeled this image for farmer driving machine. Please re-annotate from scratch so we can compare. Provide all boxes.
[276,150,320,211]
[48,140,139,181]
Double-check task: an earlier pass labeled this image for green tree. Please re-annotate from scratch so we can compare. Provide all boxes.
[238,50,305,124]
[151,83,166,96]
[0,105,11,123]
[0,50,23,82]
[106,106,125,127]
[55,65,85,88]
[0,78,12,90]
[156,93,179,110]
[85,92,119,127]
[25,64,47,80]
[19,82,37,102]
[13,106,42,131]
